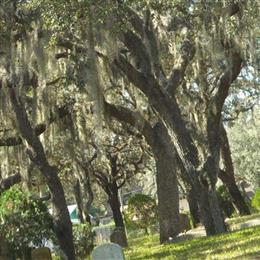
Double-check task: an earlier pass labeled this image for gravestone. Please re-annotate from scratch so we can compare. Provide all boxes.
[94,225,113,244]
[0,236,12,260]
[92,243,125,260]
[31,247,52,260]
[110,227,128,247]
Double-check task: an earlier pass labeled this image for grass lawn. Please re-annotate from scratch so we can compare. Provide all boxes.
[226,213,260,230]
[125,215,260,259]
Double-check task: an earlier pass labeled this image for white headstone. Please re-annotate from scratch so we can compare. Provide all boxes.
[92,243,125,260]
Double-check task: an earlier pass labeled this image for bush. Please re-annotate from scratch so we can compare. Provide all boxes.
[73,223,95,259]
[251,188,260,211]
[0,185,54,257]
[124,194,157,234]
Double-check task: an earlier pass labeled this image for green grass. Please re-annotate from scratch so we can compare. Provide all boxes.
[125,225,260,259]
[227,213,260,230]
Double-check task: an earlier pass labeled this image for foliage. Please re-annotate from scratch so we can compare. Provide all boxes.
[251,189,260,211]
[228,109,260,190]
[0,185,54,253]
[126,225,260,259]
[124,193,157,234]
[217,185,235,218]
[73,223,95,259]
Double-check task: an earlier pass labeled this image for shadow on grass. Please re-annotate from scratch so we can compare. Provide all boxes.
[126,226,260,260]
[233,250,260,259]
[227,213,260,226]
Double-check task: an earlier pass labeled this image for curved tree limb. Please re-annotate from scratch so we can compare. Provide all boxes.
[0,173,21,194]
[0,105,69,147]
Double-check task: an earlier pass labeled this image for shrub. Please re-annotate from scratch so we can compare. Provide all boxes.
[0,185,54,257]
[251,188,260,211]
[73,223,95,259]
[124,194,157,234]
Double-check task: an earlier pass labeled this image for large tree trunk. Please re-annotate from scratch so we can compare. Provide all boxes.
[196,188,216,234]
[113,3,242,238]
[155,148,180,243]
[197,185,226,235]
[194,155,226,235]
[9,87,75,260]
[74,178,85,224]
[46,166,75,260]
[219,170,250,215]
[106,102,180,243]
[73,174,92,225]
[108,183,128,247]
[153,123,180,243]
[106,102,227,237]
[83,169,94,224]
[75,160,95,224]
[186,187,200,226]
[108,186,125,228]
[220,124,250,215]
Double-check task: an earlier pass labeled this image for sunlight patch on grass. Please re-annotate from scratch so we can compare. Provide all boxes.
[227,213,260,230]
[125,225,260,259]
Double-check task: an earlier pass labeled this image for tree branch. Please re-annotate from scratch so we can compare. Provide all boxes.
[123,30,152,75]
[167,37,195,95]
[0,105,69,147]
[210,50,243,124]
[104,100,155,145]
[143,9,166,82]
[222,3,240,17]
[114,55,199,167]
[0,173,21,194]
[123,6,144,35]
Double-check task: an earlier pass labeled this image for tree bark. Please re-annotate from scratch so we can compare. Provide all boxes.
[219,170,250,215]
[9,87,75,260]
[195,155,227,235]
[220,124,250,215]
[152,123,180,243]
[186,187,200,226]
[154,142,180,243]
[74,178,85,224]
[106,102,180,243]
[46,166,75,260]
[113,6,243,235]
[0,106,69,147]
[74,159,95,224]
[84,169,94,224]
[190,154,227,235]
[0,173,21,195]
[195,184,226,235]
[108,187,125,228]
[108,182,128,247]
[115,55,229,234]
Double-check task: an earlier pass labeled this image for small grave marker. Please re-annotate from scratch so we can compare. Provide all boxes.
[110,227,128,247]
[92,243,125,260]
[31,247,52,260]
